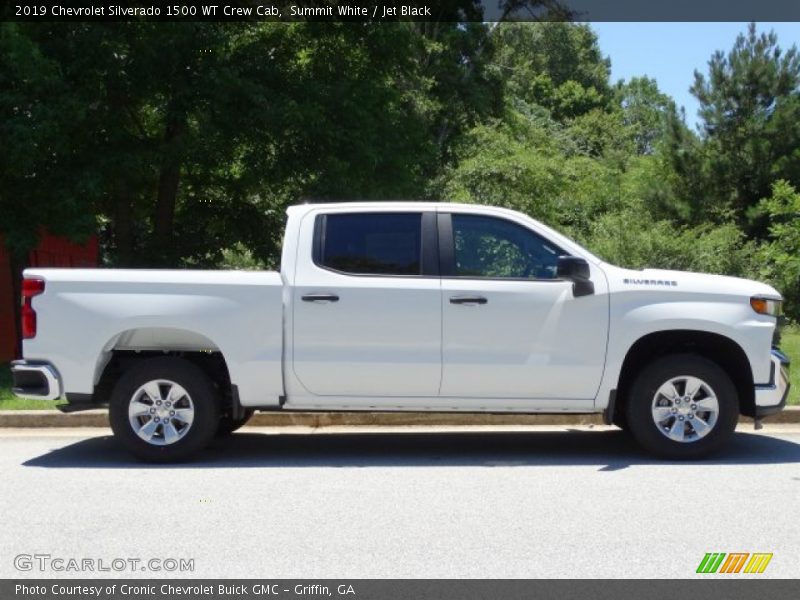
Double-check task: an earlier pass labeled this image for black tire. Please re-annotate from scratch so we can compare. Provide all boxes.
[216,409,255,436]
[109,357,220,462]
[625,354,739,459]
[612,411,629,431]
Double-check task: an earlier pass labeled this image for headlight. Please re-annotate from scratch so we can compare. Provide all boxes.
[751,296,783,317]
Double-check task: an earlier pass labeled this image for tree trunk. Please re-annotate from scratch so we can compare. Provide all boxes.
[152,112,185,265]
[105,77,140,268]
[114,187,134,267]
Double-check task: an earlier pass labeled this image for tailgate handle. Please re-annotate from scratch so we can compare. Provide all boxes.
[302,293,340,303]
[449,295,487,305]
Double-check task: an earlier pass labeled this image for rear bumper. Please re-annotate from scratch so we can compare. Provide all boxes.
[754,349,790,418]
[10,360,62,401]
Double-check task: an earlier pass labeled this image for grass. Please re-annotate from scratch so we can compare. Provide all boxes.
[780,326,800,406]
[2,331,799,409]
[0,363,60,410]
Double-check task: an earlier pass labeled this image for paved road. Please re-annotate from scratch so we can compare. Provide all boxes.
[1,425,799,579]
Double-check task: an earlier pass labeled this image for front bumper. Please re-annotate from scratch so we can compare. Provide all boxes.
[754,349,790,418]
[10,360,62,401]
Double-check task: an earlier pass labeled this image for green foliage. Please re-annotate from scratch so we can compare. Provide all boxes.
[0,364,10,401]
[219,243,271,271]
[0,23,97,255]
[583,206,757,277]
[3,19,799,327]
[755,180,800,319]
[490,22,611,122]
[565,108,633,159]
[1,18,503,269]
[439,118,565,222]
[615,76,676,155]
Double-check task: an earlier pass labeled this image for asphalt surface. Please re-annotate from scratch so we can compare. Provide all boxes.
[1,425,799,579]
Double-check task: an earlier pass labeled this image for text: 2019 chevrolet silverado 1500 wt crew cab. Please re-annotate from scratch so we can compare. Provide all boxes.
[12,202,790,461]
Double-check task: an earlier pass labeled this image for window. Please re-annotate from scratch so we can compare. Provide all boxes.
[451,214,562,279]
[318,213,422,275]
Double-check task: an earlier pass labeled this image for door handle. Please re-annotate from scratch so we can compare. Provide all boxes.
[301,293,340,303]
[449,295,487,305]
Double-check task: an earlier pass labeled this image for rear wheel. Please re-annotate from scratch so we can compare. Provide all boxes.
[109,357,220,462]
[626,354,739,459]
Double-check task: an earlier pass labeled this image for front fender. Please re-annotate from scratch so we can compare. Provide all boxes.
[595,296,774,410]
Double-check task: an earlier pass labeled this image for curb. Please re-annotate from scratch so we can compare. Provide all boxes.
[1,407,799,428]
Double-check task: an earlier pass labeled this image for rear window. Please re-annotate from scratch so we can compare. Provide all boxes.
[318,213,422,275]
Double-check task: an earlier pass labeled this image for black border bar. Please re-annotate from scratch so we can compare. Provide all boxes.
[4,579,800,600]
[3,1,800,23]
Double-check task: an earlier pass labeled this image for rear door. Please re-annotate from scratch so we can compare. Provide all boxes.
[292,210,442,397]
[439,211,609,401]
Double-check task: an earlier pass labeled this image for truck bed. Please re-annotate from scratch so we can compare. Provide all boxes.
[22,268,285,408]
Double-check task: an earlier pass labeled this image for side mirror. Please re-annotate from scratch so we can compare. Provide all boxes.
[557,255,594,297]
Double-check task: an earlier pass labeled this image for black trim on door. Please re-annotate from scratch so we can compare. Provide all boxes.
[437,213,456,276]
[312,214,326,265]
[421,212,439,276]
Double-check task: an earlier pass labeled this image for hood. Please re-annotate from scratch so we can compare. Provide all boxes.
[601,263,782,300]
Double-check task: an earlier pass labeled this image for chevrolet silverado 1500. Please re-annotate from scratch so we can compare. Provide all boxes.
[11,202,789,461]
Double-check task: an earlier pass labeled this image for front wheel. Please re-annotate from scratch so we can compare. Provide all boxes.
[109,357,220,462]
[626,354,739,459]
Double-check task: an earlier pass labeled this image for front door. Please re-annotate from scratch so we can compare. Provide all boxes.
[439,212,609,401]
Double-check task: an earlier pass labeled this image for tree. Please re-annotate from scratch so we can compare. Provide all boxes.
[489,22,612,122]
[1,17,509,273]
[689,23,800,233]
[616,76,676,155]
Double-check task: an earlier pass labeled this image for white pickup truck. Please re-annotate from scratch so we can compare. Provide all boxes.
[12,202,789,461]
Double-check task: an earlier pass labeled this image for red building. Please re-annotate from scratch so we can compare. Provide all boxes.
[0,233,98,362]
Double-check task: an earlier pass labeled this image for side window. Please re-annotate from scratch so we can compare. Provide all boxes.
[451,214,562,279]
[318,213,422,276]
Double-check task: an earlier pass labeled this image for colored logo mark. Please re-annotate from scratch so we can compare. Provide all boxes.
[696,552,773,574]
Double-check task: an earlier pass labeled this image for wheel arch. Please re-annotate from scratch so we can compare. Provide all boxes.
[614,330,755,423]
[91,327,234,413]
